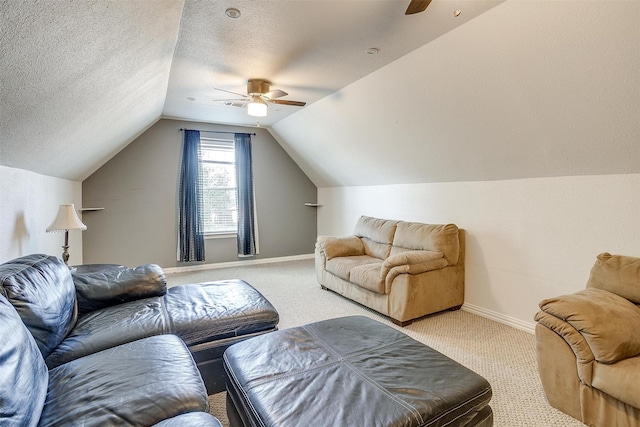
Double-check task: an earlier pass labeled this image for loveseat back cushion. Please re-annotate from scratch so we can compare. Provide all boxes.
[354,216,399,259]
[586,252,640,304]
[0,254,77,358]
[0,294,48,426]
[72,264,167,314]
[390,222,460,265]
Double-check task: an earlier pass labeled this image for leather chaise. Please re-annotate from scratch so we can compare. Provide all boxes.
[0,253,281,425]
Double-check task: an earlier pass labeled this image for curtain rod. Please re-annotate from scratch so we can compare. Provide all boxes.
[179,128,256,136]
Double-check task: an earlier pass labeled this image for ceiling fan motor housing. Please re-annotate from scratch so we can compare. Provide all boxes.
[247,79,271,95]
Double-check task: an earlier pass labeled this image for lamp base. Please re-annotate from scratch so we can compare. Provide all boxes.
[61,244,70,268]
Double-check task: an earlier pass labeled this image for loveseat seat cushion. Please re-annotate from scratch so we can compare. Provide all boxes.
[0,294,48,426]
[39,334,209,427]
[354,216,399,259]
[0,254,76,358]
[325,255,380,281]
[350,262,385,293]
[391,222,460,265]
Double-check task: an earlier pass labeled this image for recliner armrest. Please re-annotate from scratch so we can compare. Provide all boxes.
[536,288,640,364]
[73,264,167,314]
[316,236,364,259]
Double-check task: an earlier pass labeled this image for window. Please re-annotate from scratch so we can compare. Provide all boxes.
[200,138,237,234]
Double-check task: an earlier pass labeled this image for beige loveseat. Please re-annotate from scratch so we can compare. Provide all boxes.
[315,216,464,326]
[534,252,640,427]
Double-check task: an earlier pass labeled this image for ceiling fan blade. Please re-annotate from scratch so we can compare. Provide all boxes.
[213,98,249,102]
[214,87,248,97]
[223,101,246,108]
[268,99,306,107]
[263,89,288,100]
[405,0,432,15]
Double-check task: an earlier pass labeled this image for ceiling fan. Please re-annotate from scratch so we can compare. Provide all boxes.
[405,0,432,15]
[214,79,306,117]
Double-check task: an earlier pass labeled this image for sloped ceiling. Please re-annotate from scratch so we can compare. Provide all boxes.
[272,1,640,187]
[1,1,638,186]
[1,1,183,181]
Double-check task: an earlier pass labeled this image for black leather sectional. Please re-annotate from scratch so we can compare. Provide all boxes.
[0,254,279,426]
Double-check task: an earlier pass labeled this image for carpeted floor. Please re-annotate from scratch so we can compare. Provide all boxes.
[166,258,585,427]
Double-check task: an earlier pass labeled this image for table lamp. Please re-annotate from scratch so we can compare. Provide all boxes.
[46,204,87,268]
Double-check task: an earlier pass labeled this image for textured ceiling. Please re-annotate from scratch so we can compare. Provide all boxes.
[1,1,638,187]
[1,0,183,181]
[1,0,500,181]
[163,0,502,127]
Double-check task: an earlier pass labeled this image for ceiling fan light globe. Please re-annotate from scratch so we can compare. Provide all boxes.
[248,101,267,117]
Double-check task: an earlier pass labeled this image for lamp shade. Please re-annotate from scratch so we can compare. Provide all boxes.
[46,204,87,232]
[247,96,267,117]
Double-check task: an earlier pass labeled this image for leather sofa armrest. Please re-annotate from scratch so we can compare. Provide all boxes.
[316,236,364,259]
[537,288,640,364]
[73,264,167,314]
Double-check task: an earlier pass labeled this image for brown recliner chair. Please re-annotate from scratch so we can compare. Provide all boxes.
[534,252,640,427]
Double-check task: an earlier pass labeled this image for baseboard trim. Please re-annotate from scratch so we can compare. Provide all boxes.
[163,253,315,274]
[462,303,535,335]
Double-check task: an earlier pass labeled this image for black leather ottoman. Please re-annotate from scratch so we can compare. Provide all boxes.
[224,315,493,427]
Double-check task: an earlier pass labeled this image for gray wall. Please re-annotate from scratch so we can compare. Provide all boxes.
[82,118,317,267]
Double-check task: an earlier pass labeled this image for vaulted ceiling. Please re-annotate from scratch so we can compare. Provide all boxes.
[1,1,638,186]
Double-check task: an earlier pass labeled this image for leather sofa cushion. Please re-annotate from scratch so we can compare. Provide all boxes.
[46,279,279,368]
[0,294,48,426]
[46,297,169,368]
[391,222,460,265]
[587,252,640,304]
[354,216,398,259]
[325,255,379,281]
[163,280,279,346]
[0,254,77,358]
[39,335,209,427]
[152,412,223,427]
[72,264,167,313]
[538,288,640,363]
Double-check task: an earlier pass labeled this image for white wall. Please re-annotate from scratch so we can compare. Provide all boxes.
[317,174,640,332]
[0,165,83,265]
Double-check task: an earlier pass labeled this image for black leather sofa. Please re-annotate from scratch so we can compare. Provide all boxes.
[0,253,279,425]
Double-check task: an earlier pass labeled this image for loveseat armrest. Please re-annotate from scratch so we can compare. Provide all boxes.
[536,288,640,365]
[382,250,447,277]
[73,264,167,314]
[381,251,449,290]
[316,235,364,259]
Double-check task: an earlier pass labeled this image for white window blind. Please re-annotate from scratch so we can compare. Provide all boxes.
[200,138,237,234]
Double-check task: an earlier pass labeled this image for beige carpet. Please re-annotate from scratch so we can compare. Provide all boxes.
[167,259,585,427]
